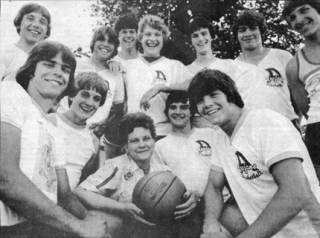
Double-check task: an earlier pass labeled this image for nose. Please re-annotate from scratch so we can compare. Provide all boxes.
[203,96,213,109]
[138,140,146,148]
[86,96,95,106]
[52,66,63,78]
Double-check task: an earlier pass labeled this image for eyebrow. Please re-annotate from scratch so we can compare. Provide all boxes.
[45,59,71,68]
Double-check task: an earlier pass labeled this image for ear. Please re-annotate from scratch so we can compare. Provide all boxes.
[124,144,128,154]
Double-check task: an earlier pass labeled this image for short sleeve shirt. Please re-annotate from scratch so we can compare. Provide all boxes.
[79,154,170,203]
[0,82,66,226]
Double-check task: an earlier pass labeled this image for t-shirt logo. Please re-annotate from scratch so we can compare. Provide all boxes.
[305,72,320,97]
[236,151,262,180]
[152,70,167,85]
[195,140,212,157]
[265,68,284,87]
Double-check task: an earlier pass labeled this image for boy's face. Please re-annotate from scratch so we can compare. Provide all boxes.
[237,25,262,51]
[118,28,137,50]
[140,25,163,57]
[286,4,320,38]
[30,52,70,100]
[168,102,191,129]
[196,90,234,128]
[191,28,213,55]
[93,34,115,61]
[69,87,102,122]
[19,11,48,44]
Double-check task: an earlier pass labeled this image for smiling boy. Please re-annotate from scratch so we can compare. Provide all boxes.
[283,0,320,182]
[188,69,320,238]
[123,15,192,139]
[48,72,109,191]
[0,41,110,238]
[113,14,140,63]
[1,3,51,81]
[233,10,297,124]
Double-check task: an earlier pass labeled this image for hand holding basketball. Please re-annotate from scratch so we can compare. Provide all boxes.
[132,171,186,222]
[174,189,200,219]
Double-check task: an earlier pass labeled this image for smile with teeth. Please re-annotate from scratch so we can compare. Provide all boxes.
[29,29,41,35]
[100,47,111,53]
[146,42,158,47]
[124,38,134,43]
[46,79,62,86]
[80,105,94,113]
[206,108,220,115]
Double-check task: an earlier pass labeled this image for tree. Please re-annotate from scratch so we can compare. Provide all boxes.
[88,0,303,64]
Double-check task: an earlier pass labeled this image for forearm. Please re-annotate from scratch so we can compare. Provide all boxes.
[162,78,191,92]
[58,189,88,220]
[0,170,83,235]
[203,182,224,233]
[236,188,304,238]
[74,186,124,215]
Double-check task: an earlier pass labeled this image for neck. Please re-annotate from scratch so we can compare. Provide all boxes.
[15,38,35,54]
[63,110,86,126]
[118,48,139,60]
[172,123,192,136]
[90,55,107,70]
[133,158,151,174]
[304,33,320,49]
[195,51,216,66]
[27,82,55,113]
[240,45,266,65]
[221,107,243,138]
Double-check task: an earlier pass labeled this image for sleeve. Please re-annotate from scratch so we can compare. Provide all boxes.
[253,110,303,169]
[0,82,30,129]
[153,143,167,165]
[112,74,125,105]
[0,50,7,80]
[79,160,121,195]
[210,134,224,173]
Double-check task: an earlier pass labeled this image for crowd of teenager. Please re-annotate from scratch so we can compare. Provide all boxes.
[1,1,320,237]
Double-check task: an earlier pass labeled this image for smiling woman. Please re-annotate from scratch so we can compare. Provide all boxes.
[73,112,171,237]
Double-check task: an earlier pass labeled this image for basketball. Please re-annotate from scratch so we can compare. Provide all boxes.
[132,171,186,221]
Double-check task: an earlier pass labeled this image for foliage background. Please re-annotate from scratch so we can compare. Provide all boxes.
[81,0,303,65]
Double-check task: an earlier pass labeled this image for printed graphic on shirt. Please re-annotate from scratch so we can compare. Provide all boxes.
[124,169,134,181]
[305,71,320,97]
[152,70,167,85]
[33,124,57,193]
[265,68,284,87]
[236,151,263,180]
[195,140,212,157]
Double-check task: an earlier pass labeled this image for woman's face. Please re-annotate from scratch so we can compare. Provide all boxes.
[126,127,155,163]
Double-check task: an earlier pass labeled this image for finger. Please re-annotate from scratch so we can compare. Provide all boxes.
[135,217,156,226]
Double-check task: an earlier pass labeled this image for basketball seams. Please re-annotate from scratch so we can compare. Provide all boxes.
[136,171,164,201]
[152,176,177,211]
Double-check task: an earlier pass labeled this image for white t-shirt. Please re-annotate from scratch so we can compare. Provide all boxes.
[187,58,242,81]
[153,128,214,196]
[112,53,141,64]
[0,82,66,226]
[123,56,192,136]
[79,154,170,203]
[50,113,96,191]
[0,44,28,81]
[210,109,320,237]
[234,49,296,121]
[59,57,125,125]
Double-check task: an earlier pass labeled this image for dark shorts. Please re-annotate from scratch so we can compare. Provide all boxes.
[305,122,320,166]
